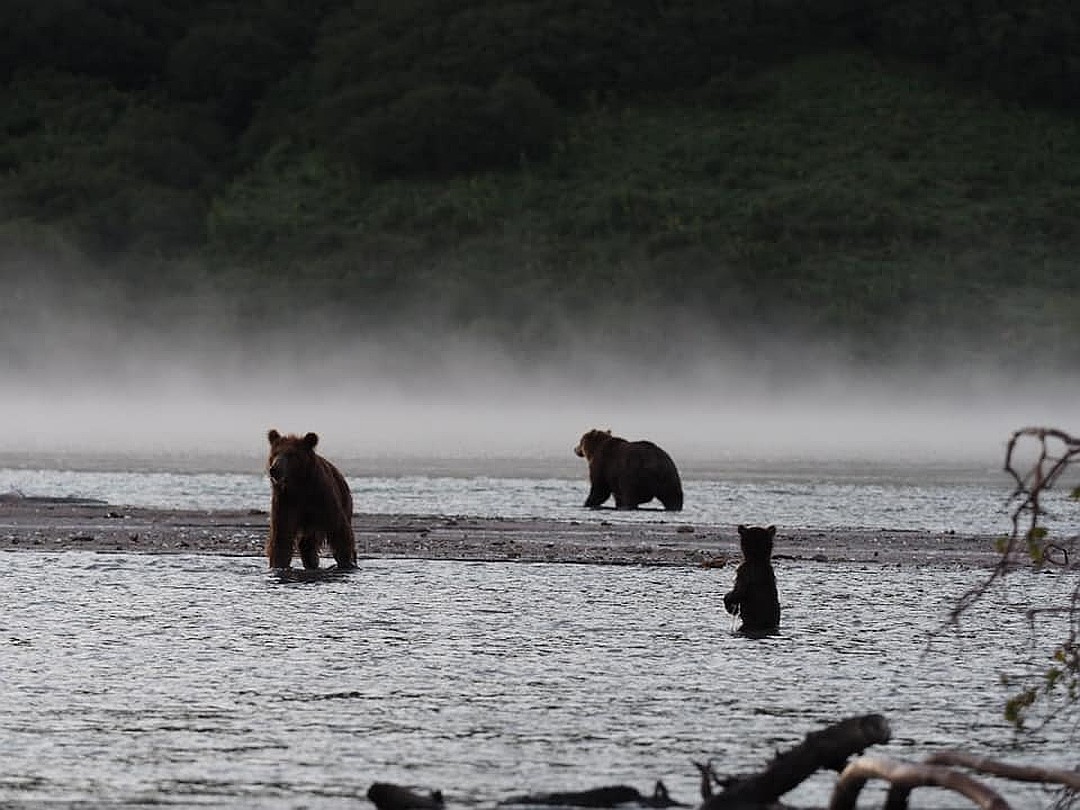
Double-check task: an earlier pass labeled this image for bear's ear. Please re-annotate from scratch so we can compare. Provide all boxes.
[603,429,612,435]
[737,524,748,537]
[268,429,281,445]
[765,525,776,539]
[303,432,319,449]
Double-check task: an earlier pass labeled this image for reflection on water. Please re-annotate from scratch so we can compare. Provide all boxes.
[0,552,1073,808]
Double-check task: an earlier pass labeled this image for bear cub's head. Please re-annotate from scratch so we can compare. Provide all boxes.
[267,429,319,491]
[737,524,776,563]
[574,428,613,461]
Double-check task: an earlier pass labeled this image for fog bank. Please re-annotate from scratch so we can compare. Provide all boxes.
[2,331,1075,475]
[2,257,1075,475]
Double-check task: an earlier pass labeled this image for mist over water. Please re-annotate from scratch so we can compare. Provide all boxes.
[2,261,1076,475]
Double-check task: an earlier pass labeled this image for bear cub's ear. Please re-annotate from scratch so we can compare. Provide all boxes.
[303,432,319,448]
[268,429,281,444]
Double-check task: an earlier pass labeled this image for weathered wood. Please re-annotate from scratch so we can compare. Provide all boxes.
[500,781,685,808]
[367,782,445,810]
[700,714,891,809]
[692,760,731,800]
[828,755,1010,810]
[925,749,1080,791]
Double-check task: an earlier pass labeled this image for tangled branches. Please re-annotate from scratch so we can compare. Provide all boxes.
[1004,427,1080,564]
[949,427,1080,732]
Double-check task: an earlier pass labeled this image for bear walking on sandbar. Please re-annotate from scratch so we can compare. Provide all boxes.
[724,524,781,635]
[265,429,356,570]
[574,429,683,511]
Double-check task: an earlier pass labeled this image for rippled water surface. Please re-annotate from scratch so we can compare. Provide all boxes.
[1,552,1074,808]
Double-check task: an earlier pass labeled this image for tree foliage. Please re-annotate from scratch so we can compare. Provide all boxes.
[2,0,1080,351]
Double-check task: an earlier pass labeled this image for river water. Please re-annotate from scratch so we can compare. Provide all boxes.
[0,552,1074,809]
[1,457,1078,808]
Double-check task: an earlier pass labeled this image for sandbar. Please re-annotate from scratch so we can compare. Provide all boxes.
[0,497,1007,568]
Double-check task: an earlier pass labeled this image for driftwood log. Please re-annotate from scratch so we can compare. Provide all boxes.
[830,755,1010,810]
[830,749,1080,809]
[366,715,1077,810]
[925,750,1080,792]
[367,782,445,810]
[700,714,891,809]
[500,781,685,807]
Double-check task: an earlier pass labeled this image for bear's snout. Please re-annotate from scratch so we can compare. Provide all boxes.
[573,444,584,458]
[268,459,287,487]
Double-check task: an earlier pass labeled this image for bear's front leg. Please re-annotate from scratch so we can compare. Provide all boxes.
[584,483,611,508]
[298,531,321,570]
[267,506,298,569]
[267,533,295,569]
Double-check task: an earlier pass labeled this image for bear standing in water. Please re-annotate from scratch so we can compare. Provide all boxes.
[574,429,683,511]
[723,524,781,635]
[265,429,356,570]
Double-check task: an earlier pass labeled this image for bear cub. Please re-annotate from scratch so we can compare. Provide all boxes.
[723,524,781,635]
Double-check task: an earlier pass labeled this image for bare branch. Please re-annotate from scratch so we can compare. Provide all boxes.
[946,427,1079,632]
[828,755,1011,810]
[924,750,1080,791]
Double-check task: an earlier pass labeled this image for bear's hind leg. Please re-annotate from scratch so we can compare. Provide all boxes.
[328,522,357,570]
[659,490,683,511]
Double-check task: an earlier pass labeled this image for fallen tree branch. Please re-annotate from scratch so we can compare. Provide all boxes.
[828,755,1010,810]
[499,781,685,808]
[925,750,1080,791]
[367,783,445,810]
[701,714,891,809]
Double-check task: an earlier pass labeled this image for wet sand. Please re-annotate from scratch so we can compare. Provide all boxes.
[0,496,1005,568]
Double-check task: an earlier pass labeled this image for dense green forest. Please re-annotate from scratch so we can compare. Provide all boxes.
[1,1,1079,365]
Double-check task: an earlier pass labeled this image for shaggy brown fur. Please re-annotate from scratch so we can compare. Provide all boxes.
[723,524,781,635]
[574,428,683,511]
[265,429,356,570]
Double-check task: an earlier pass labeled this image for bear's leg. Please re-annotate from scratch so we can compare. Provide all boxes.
[613,484,639,510]
[659,489,684,511]
[298,531,321,570]
[267,510,297,569]
[267,536,295,569]
[328,522,357,570]
[584,482,611,508]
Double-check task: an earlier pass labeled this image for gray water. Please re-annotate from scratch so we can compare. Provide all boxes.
[1,551,1074,809]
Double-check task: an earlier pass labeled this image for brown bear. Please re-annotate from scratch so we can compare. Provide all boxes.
[723,524,781,635]
[573,429,683,511]
[265,429,356,570]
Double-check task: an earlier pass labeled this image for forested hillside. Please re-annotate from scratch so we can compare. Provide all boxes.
[1,1,1078,365]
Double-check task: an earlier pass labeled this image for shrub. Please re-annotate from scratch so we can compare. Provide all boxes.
[343,76,562,176]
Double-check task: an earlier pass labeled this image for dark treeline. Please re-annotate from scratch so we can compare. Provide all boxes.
[1,1,1079,363]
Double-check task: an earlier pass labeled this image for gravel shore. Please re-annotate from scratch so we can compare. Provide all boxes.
[0,496,1004,568]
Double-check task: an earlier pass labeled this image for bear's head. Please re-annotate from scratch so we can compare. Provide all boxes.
[737,524,776,562]
[266,429,319,492]
[574,428,613,461]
